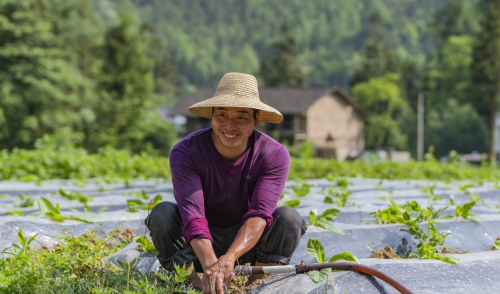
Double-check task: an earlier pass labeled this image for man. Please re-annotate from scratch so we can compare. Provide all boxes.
[146,72,307,294]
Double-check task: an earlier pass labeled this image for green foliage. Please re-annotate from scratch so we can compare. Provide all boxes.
[0,0,87,149]
[0,1,177,155]
[324,187,356,207]
[1,228,38,261]
[0,228,199,293]
[472,0,500,160]
[0,137,170,182]
[425,99,489,157]
[352,73,408,149]
[134,236,159,255]
[306,238,358,283]
[422,184,442,202]
[365,199,462,264]
[494,240,500,250]
[399,202,459,264]
[33,197,92,223]
[308,209,344,236]
[453,201,477,222]
[260,23,306,87]
[126,194,162,213]
[58,189,97,213]
[362,197,403,224]
[292,181,313,197]
[288,157,500,182]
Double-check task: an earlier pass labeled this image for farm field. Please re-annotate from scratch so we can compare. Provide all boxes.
[1,174,500,293]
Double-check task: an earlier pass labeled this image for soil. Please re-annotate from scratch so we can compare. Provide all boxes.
[370,245,399,259]
[229,274,276,294]
[440,248,472,254]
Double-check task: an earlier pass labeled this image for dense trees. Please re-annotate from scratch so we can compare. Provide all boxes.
[472,0,500,162]
[260,24,306,87]
[0,0,178,154]
[2,0,500,159]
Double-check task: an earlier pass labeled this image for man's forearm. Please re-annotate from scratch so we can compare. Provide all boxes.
[190,238,218,271]
[225,217,266,260]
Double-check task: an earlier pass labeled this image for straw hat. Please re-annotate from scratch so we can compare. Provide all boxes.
[189,72,284,124]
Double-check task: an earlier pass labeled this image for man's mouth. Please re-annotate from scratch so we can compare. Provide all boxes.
[223,132,239,139]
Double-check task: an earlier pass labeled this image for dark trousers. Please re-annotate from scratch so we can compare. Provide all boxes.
[145,202,307,273]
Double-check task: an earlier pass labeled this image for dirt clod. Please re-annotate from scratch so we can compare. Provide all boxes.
[370,245,399,259]
[111,228,135,241]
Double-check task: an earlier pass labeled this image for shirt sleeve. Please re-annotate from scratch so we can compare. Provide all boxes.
[169,147,212,245]
[241,145,290,230]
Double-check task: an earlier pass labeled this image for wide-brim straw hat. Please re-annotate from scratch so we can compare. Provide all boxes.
[189,72,284,124]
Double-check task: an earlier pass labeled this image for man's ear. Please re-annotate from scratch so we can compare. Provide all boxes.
[254,111,260,126]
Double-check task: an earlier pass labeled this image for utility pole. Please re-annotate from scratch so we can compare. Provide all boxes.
[417,92,424,161]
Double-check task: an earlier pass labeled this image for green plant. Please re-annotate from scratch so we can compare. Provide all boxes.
[292,181,313,197]
[400,202,459,264]
[135,236,159,255]
[494,240,500,250]
[452,201,477,223]
[361,197,403,224]
[58,189,108,213]
[308,209,344,235]
[306,237,358,294]
[423,185,442,202]
[32,197,92,223]
[127,194,162,212]
[116,258,137,291]
[1,228,38,262]
[278,190,301,208]
[459,183,474,194]
[324,187,357,207]
[0,227,200,293]
[469,192,485,204]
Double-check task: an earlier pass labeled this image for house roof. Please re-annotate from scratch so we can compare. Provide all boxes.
[169,87,367,117]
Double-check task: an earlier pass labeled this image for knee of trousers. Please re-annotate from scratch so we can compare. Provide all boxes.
[273,206,307,235]
[145,201,180,233]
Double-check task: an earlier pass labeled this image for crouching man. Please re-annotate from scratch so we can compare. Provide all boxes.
[146,72,307,294]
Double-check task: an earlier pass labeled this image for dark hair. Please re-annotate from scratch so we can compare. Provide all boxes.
[211,107,259,120]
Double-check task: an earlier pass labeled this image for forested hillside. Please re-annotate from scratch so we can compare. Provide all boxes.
[2,0,496,159]
[111,0,463,88]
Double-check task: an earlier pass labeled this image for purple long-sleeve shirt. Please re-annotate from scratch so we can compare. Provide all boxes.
[169,128,290,245]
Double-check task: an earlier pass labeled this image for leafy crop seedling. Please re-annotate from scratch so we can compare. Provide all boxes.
[307,238,358,293]
[292,181,314,197]
[308,209,344,235]
[31,197,92,223]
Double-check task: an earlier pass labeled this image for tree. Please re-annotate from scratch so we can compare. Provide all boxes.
[426,99,489,157]
[259,23,306,87]
[349,10,396,87]
[471,0,500,163]
[0,0,85,149]
[93,12,167,152]
[431,0,480,43]
[352,73,407,150]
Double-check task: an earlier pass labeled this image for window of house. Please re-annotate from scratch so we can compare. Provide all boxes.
[282,115,292,130]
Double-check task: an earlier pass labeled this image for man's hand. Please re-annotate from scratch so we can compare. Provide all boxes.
[204,254,236,294]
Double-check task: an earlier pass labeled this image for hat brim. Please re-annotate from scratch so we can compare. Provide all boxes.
[189,94,284,124]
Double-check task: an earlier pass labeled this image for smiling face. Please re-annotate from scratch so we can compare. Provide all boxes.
[211,107,259,160]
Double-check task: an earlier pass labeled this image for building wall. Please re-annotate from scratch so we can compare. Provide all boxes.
[306,94,365,160]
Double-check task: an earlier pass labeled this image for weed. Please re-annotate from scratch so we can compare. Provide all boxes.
[0,228,200,293]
